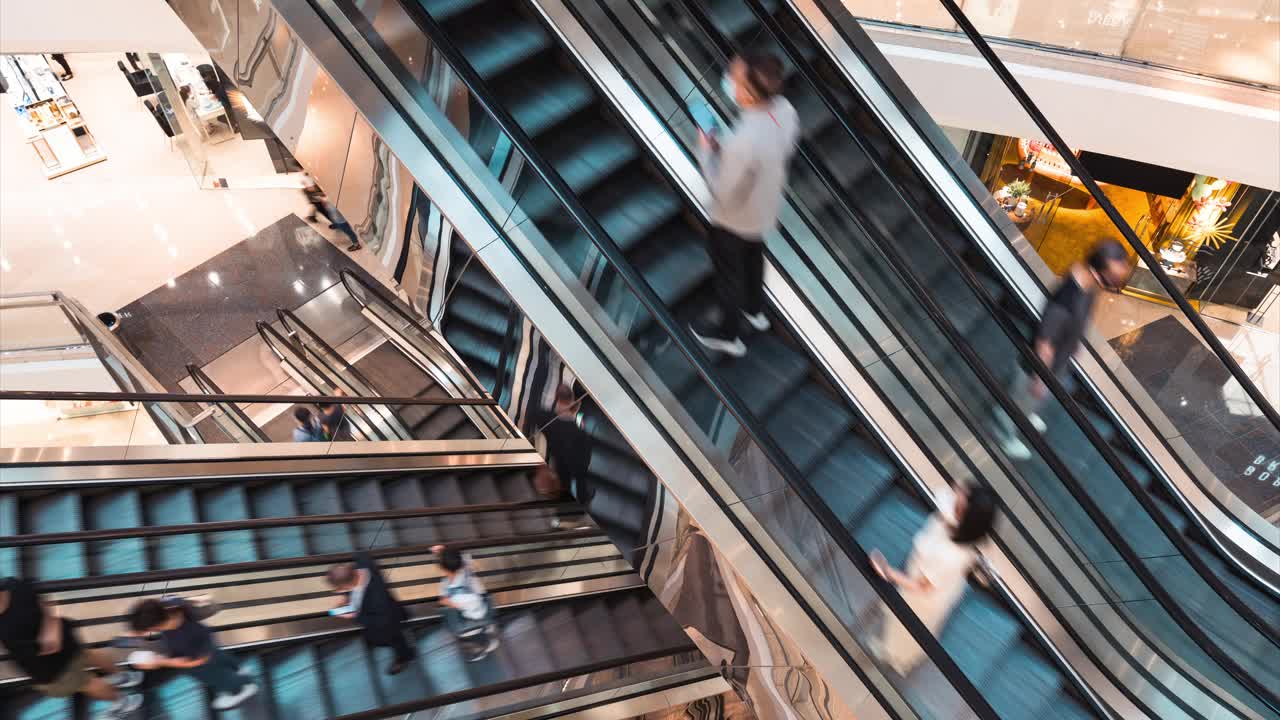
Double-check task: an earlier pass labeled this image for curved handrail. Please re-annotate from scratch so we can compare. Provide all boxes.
[340,1,1000,716]
[185,364,272,443]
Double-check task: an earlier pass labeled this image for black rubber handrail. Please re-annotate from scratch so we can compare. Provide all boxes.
[337,269,521,436]
[0,389,496,407]
[0,500,571,547]
[927,0,1278,431]
[336,2,999,717]
[32,528,604,593]
[185,364,272,442]
[736,0,1280,709]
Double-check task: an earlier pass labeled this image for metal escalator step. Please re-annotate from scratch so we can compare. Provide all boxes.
[937,589,1024,682]
[417,626,472,695]
[86,489,148,576]
[8,694,70,720]
[219,655,272,720]
[983,643,1065,719]
[449,294,510,338]
[369,642,431,706]
[540,123,640,198]
[498,608,557,677]
[813,123,875,190]
[606,593,654,656]
[295,481,354,554]
[540,604,592,669]
[689,334,809,422]
[249,484,308,560]
[0,494,18,577]
[851,488,929,568]
[382,475,438,546]
[589,177,683,253]
[144,673,211,720]
[462,474,516,537]
[809,436,898,529]
[637,592,689,647]
[422,475,477,541]
[631,232,713,309]
[1037,694,1095,720]
[499,68,595,140]
[25,492,86,581]
[442,325,502,376]
[572,597,622,663]
[198,486,259,565]
[414,405,476,441]
[459,19,550,81]
[766,385,854,474]
[341,478,398,550]
[706,0,761,39]
[143,488,206,570]
[420,0,485,23]
[265,645,330,720]
[1190,544,1279,631]
[586,447,652,499]
[318,638,380,715]
[492,469,539,503]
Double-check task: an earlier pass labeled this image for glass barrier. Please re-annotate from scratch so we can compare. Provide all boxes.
[334,0,998,716]
[841,0,1280,87]
[594,0,1276,715]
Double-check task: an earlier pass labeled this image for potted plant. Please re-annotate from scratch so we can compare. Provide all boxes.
[1006,179,1031,216]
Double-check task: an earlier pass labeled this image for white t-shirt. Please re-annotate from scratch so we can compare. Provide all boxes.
[441,560,488,620]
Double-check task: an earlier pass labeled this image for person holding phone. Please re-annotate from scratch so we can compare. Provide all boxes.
[125,597,257,711]
[326,552,415,674]
[690,51,799,357]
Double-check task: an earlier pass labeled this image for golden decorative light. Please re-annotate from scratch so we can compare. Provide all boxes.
[1185,216,1237,251]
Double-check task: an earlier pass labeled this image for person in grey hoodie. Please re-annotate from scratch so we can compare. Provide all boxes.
[691,51,800,357]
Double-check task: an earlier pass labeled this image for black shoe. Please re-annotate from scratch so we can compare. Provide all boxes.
[346,243,362,252]
[387,659,410,675]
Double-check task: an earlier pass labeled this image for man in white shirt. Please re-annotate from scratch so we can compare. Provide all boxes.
[433,545,499,662]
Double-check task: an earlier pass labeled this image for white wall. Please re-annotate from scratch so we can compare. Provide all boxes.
[0,0,203,54]
[869,28,1280,191]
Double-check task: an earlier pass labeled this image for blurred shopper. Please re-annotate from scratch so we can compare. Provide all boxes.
[49,54,73,80]
[868,486,997,675]
[538,385,594,520]
[126,597,258,710]
[433,544,499,662]
[291,407,326,442]
[318,389,349,441]
[300,177,361,252]
[326,552,415,675]
[690,51,799,357]
[1,578,142,719]
[996,239,1131,459]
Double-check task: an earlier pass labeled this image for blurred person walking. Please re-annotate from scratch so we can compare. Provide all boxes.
[126,597,258,710]
[300,176,361,252]
[690,51,799,357]
[326,552,416,675]
[433,544,499,662]
[291,407,326,442]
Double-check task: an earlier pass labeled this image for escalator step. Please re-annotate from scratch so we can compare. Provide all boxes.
[607,593,654,656]
[498,608,557,677]
[457,18,551,80]
[144,488,206,570]
[630,228,713,310]
[540,604,592,669]
[706,0,765,39]
[341,478,398,550]
[1038,694,1094,720]
[851,488,929,568]
[809,436,899,529]
[219,654,272,720]
[370,642,430,705]
[589,176,683,254]
[417,626,472,695]
[448,294,511,338]
[937,589,1024,682]
[7,694,70,720]
[688,334,808,422]
[0,494,18,577]
[498,68,595,139]
[266,645,330,720]
[983,642,1064,719]
[573,598,621,662]
[25,492,86,581]
[422,474,478,540]
[462,474,516,537]
[766,385,853,473]
[144,673,211,720]
[86,489,148,576]
[420,0,485,22]
[318,638,380,715]
[295,481,354,554]
[382,474,438,546]
[198,486,259,565]
[586,447,653,499]
[493,469,539,503]
[249,484,308,560]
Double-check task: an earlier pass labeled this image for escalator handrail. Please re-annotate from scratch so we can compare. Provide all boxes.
[337,268,521,436]
[185,364,273,443]
[721,0,1280,709]
[0,499,569,547]
[350,3,999,717]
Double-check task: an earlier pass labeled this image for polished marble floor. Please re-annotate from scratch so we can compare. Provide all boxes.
[1109,315,1280,522]
[115,213,363,390]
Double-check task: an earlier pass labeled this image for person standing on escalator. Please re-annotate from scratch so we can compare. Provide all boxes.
[690,51,799,358]
[325,552,416,675]
[995,239,1131,459]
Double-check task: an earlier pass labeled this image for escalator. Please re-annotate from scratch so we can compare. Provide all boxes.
[185,365,272,443]
[3,516,704,720]
[325,1,1107,717]
[615,0,1280,714]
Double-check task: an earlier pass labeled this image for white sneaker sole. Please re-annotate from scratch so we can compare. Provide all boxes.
[212,683,258,710]
[742,311,770,332]
[689,327,746,357]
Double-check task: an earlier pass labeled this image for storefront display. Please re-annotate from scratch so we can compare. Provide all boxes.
[162,53,232,143]
[1,54,106,178]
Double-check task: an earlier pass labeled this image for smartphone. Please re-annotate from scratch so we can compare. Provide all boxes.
[689,103,718,136]
[329,605,355,616]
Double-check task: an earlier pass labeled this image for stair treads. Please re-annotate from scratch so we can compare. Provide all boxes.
[353,342,446,400]
[86,490,148,576]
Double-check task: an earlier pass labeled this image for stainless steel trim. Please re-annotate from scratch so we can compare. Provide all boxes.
[275,3,903,717]
[0,440,541,484]
[485,670,728,720]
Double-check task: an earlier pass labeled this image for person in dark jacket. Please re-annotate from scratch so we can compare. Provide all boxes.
[127,597,257,711]
[326,552,414,674]
[996,239,1130,459]
[537,385,594,521]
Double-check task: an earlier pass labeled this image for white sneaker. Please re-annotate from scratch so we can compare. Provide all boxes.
[1000,435,1032,461]
[211,683,258,710]
[741,310,770,332]
[109,670,144,689]
[467,636,501,662]
[96,693,143,719]
[1028,413,1047,434]
[689,326,746,357]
